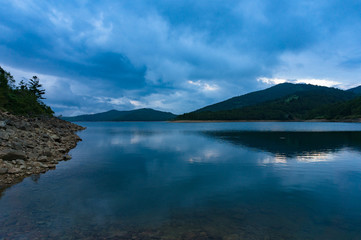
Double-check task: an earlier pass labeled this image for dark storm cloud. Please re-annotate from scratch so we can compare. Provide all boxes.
[0,0,361,115]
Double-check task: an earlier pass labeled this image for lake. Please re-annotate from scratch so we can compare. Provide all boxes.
[1,122,361,239]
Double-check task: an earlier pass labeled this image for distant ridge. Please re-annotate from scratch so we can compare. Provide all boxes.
[62,108,177,122]
[177,83,361,121]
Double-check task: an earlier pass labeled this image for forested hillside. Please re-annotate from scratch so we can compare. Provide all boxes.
[62,108,177,121]
[177,83,361,121]
[0,66,53,116]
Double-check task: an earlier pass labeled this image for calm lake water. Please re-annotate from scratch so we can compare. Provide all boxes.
[1,122,361,239]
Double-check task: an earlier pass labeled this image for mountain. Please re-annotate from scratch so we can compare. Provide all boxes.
[195,83,342,112]
[62,108,177,122]
[347,85,361,95]
[177,83,359,121]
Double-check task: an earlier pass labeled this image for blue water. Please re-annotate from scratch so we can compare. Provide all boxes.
[1,122,361,239]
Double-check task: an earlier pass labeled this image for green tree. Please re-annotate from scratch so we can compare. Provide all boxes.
[0,66,53,116]
[28,76,46,99]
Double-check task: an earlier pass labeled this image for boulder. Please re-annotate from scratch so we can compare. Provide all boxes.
[28,152,39,160]
[58,148,66,153]
[43,150,53,157]
[0,150,27,161]
[8,167,21,174]
[0,121,6,128]
[11,141,23,151]
[16,159,26,165]
[0,131,9,140]
[33,162,48,168]
[24,141,35,148]
[0,167,8,174]
[37,156,48,162]
[50,134,60,142]
[18,122,30,131]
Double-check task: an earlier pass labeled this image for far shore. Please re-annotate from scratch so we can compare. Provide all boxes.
[171,119,361,123]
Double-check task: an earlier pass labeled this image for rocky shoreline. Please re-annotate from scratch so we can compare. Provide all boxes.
[0,111,85,190]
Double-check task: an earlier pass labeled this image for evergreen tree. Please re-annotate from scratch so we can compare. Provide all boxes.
[28,76,46,99]
[0,66,53,115]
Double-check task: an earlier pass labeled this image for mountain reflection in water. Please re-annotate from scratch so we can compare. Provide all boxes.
[203,131,361,158]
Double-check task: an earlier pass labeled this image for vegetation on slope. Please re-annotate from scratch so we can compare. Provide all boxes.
[0,66,53,116]
[62,108,177,121]
[195,83,345,112]
[347,85,361,95]
[309,96,361,120]
[177,84,360,121]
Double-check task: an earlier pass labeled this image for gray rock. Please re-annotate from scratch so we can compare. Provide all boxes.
[0,150,27,161]
[11,141,23,150]
[63,154,72,160]
[16,159,26,165]
[0,131,9,140]
[18,121,31,131]
[3,161,13,168]
[42,134,49,139]
[43,151,53,157]
[28,152,39,160]
[58,148,66,153]
[32,161,48,168]
[37,156,48,162]
[0,120,7,128]
[51,134,60,142]
[24,141,35,148]
[0,167,8,174]
[8,167,21,174]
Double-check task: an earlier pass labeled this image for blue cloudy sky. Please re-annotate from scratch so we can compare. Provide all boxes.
[1,0,361,116]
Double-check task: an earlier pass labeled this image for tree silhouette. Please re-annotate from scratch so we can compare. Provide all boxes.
[28,76,46,99]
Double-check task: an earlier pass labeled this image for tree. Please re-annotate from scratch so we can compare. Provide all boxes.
[0,66,53,115]
[0,66,15,90]
[28,76,46,99]
[18,80,28,91]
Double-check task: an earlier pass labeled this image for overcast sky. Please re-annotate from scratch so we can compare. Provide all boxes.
[1,0,361,116]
